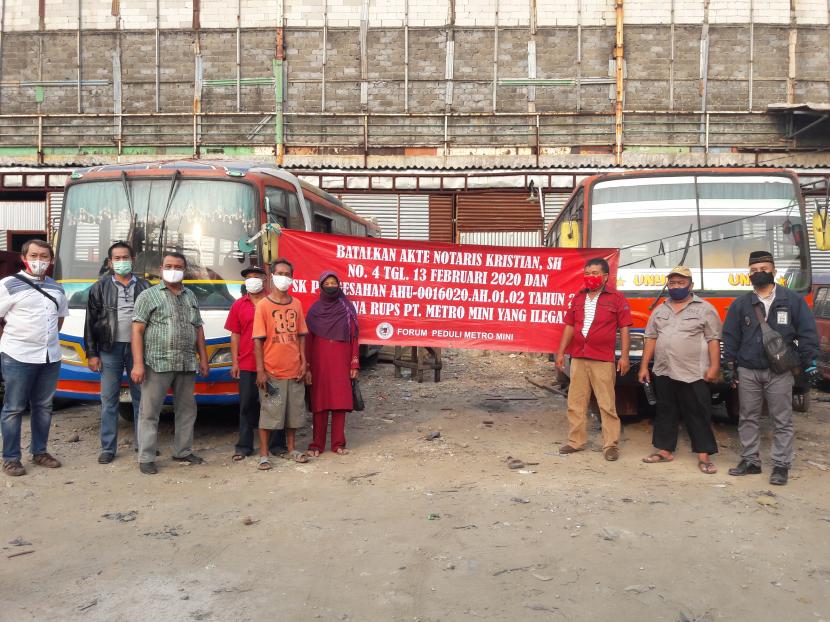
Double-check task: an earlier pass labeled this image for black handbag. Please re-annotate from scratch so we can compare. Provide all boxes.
[754,305,800,374]
[351,379,365,412]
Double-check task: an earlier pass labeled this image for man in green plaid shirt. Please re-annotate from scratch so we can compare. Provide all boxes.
[131,252,209,475]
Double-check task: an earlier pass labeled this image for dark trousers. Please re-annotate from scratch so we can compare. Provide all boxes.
[652,375,718,455]
[235,370,286,455]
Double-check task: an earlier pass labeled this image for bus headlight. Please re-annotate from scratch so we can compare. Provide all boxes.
[209,347,233,366]
[60,341,85,365]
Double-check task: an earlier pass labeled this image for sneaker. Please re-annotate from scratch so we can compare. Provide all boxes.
[172,453,204,464]
[559,444,584,455]
[2,460,26,477]
[98,452,115,464]
[139,462,158,475]
[769,466,789,486]
[31,453,61,468]
[728,460,762,476]
[604,446,620,461]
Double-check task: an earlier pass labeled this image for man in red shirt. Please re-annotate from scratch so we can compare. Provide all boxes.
[555,258,632,461]
[225,267,285,461]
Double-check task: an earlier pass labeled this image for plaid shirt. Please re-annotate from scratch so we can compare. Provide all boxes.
[133,283,203,373]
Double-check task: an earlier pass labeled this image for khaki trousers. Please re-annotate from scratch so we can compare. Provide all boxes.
[566,357,621,450]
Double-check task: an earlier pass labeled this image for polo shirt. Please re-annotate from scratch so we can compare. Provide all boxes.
[224,294,258,372]
[644,295,722,383]
[564,286,632,362]
[112,274,137,343]
[0,271,69,364]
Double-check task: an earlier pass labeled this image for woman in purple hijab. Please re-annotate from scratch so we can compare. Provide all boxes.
[305,271,359,456]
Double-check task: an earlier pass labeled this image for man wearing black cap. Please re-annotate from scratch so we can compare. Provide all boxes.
[225,266,286,462]
[722,251,819,485]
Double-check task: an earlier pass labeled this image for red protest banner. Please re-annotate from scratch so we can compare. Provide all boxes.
[278,230,618,353]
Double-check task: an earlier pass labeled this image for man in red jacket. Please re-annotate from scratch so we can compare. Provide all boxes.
[555,258,632,461]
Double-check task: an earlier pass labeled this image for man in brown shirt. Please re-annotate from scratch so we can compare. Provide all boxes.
[638,266,722,474]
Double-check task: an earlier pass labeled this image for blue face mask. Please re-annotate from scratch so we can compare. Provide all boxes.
[668,287,690,301]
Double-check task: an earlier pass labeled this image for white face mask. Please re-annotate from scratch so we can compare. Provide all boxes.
[25,259,50,277]
[244,277,264,294]
[272,274,292,292]
[162,269,185,284]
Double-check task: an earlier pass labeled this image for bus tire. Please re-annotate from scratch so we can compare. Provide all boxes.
[119,402,136,422]
[792,391,810,413]
[725,389,740,423]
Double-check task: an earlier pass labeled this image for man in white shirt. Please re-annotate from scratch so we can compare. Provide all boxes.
[0,239,69,477]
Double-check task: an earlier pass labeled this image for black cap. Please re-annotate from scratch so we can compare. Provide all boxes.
[241,266,266,278]
[748,251,774,266]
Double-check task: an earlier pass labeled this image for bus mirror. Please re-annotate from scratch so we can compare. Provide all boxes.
[813,213,830,251]
[559,221,580,248]
[237,237,256,254]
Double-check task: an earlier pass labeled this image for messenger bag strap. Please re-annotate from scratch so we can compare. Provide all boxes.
[12,273,59,310]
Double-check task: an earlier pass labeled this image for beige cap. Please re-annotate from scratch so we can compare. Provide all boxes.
[668,266,693,279]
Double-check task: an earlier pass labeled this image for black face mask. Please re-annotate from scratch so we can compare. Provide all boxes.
[749,271,775,288]
[322,285,340,296]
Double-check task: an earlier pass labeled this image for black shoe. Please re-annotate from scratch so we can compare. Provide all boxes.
[172,453,204,464]
[770,466,789,486]
[98,452,114,464]
[139,462,158,475]
[728,460,762,476]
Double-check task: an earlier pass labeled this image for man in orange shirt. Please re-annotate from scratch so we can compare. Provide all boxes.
[252,258,309,468]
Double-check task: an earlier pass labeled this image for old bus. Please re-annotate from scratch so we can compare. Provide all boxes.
[53,161,380,412]
[545,168,812,417]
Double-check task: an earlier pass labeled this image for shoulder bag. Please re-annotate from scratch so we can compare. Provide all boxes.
[753,304,799,374]
[12,274,59,310]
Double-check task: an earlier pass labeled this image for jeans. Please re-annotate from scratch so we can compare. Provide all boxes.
[99,342,141,455]
[235,370,286,455]
[1,353,61,461]
[137,368,197,464]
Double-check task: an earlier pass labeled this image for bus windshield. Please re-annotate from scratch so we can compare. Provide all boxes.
[590,175,809,292]
[55,177,259,309]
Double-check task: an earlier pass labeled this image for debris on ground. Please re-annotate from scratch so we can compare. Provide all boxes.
[425,431,441,441]
[8,537,31,547]
[102,510,138,523]
[511,497,530,504]
[241,516,258,526]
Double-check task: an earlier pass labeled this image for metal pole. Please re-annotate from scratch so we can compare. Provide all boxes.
[576,0,582,111]
[748,0,754,111]
[155,0,160,112]
[492,0,498,112]
[404,0,409,112]
[0,0,5,114]
[321,0,327,111]
[77,0,82,113]
[236,0,241,112]
[669,0,675,110]
[613,0,624,164]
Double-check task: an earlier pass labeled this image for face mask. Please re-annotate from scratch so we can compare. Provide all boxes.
[749,271,775,288]
[272,274,292,292]
[25,259,49,277]
[162,269,185,284]
[583,274,604,291]
[321,285,340,296]
[244,277,264,294]
[668,286,690,301]
[112,260,132,276]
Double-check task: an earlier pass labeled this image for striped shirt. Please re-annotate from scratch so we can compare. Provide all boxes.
[581,292,600,338]
[133,283,203,373]
[0,272,69,364]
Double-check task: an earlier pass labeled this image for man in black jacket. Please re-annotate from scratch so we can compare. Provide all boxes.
[84,241,151,464]
[722,250,819,486]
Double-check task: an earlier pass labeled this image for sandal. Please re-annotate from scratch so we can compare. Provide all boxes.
[232,454,246,462]
[334,447,349,455]
[698,461,718,474]
[642,453,673,464]
[288,450,308,463]
[257,457,272,470]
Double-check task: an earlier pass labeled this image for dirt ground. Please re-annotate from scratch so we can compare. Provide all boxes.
[1,349,829,622]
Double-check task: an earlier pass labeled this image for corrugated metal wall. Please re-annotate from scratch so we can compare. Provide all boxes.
[0,201,47,249]
[339,193,430,240]
[543,191,569,232]
[429,194,454,243]
[459,231,543,247]
[48,192,64,241]
[456,192,543,233]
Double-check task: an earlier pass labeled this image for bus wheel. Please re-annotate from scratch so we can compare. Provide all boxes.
[118,402,135,422]
[724,389,740,423]
[792,392,810,413]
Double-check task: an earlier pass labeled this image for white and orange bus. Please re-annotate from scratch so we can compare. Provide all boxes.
[546,168,812,416]
[53,161,380,414]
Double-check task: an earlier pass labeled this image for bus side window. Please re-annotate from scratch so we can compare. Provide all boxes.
[313,212,333,233]
[816,287,830,319]
[265,186,289,227]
